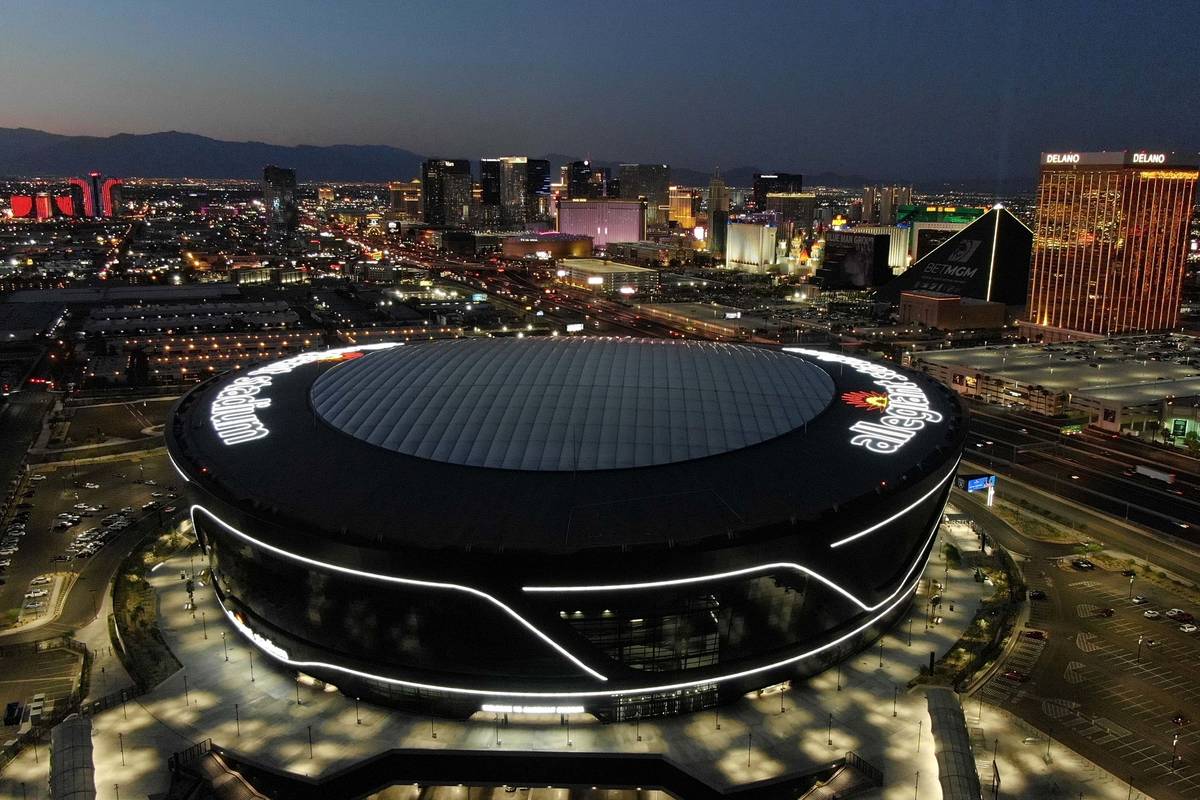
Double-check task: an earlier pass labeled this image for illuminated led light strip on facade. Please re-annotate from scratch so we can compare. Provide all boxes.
[828,457,958,548]
[225,605,290,661]
[784,348,943,454]
[206,505,945,699]
[167,449,191,483]
[481,704,585,715]
[526,483,952,606]
[209,343,400,446]
[191,504,607,682]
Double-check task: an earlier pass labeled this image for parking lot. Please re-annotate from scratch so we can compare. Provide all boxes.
[981,556,1200,800]
[0,451,177,628]
[63,398,175,444]
[0,643,82,740]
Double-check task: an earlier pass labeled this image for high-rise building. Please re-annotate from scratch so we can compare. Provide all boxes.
[861,186,876,224]
[619,164,670,226]
[525,159,552,220]
[421,159,472,227]
[388,179,422,219]
[707,172,729,255]
[263,165,298,232]
[556,198,646,247]
[499,156,529,226]
[753,172,803,211]
[67,172,122,218]
[725,221,778,273]
[668,186,699,229]
[478,159,503,226]
[567,160,608,200]
[1023,151,1199,340]
[317,187,335,205]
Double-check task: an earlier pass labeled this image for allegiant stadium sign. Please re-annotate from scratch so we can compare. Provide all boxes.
[209,343,399,446]
[785,348,943,454]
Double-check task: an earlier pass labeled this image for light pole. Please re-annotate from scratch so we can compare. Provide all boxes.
[879,637,884,668]
[249,649,255,682]
[836,662,842,691]
[1137,635,1145,664]
[182,674,189,707]
[201,611,207,639]
[307,725,313,759]
[917,720,922,753]
[355,697,361,725]
[234,703,240,736]
[1173,732,1180,770]
[747,731,752,767]
[118,732,125,766]
[893,686,898,717]
[1128,574,1135,599]
[222,632,228,661]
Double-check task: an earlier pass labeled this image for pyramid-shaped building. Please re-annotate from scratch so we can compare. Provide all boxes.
[875,205,1033,306]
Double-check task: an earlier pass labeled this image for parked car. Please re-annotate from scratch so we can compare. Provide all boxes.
[1028,589,1047,601]
[1165,609,1194,623]
[1132,595,1150,605]
[1181,624,1198,634]
[1023,630,1047,640]
[1144,610,1162,619]
[1098,608,1115,618]
[1071,558,1096,570]
[84,482,99,489]
[1002,669,1029,682]
[30,474,46,482]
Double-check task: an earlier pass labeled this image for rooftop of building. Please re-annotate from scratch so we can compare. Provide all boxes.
[561,258,656,274]
[915,334,1200,397]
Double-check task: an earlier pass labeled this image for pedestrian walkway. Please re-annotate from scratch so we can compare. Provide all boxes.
[0,520,1146,799]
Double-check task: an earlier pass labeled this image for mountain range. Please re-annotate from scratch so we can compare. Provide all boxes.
[0,127,1029,191]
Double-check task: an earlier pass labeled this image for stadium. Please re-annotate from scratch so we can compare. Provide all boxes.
[166,337,966,720]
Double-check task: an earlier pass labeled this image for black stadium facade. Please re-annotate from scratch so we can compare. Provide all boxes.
[166,338,966,720]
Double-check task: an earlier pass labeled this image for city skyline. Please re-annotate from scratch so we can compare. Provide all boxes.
[0,1,1197,184]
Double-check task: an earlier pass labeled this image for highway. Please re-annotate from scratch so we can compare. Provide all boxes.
[965,404,1200,543]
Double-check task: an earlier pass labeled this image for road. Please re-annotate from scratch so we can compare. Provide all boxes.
[0,390,53,494]
[966,405,1200,543]
[957,482,1200,800]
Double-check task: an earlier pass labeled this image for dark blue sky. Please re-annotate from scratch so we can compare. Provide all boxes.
[1,0,1197,182]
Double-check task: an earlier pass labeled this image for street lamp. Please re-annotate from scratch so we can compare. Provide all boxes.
[1128,574,1135,599]
[1137,635,1145,664]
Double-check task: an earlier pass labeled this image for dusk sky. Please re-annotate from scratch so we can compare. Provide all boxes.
[1,0,1197,182]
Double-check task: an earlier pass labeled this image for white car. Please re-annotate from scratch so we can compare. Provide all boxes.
[1144,609,1162,619]
[1181,623,1198,634]
[0,548,17,557]
[23,601,43,610]
[84,482,100,489]
[25,589,47,599]
[30,576,50,585]
[73,503,89,510]
[30,475,46,482]
[0,560,11,568]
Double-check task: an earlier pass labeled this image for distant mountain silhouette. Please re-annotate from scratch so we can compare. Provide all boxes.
[0,127,426,182]
[0,128,1033,192]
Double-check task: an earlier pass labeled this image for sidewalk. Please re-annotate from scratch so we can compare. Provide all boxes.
[0,520,1143,800]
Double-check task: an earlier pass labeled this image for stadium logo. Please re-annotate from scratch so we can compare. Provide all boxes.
[210,343,398,446]
[842,390,890,411]
[787,348,944,455]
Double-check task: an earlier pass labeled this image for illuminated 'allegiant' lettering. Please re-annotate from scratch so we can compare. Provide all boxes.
[785,348,943,454]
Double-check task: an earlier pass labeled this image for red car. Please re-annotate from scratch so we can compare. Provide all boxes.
[1002,669,1029,682]
[1023,630,1047,641]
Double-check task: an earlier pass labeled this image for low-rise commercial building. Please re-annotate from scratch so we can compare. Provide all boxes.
[559,258,659,295]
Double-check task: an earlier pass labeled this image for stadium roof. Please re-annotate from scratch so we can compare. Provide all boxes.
[311,338,834,471]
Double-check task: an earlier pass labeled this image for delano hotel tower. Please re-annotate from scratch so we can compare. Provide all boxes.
[1023,151,1198,341]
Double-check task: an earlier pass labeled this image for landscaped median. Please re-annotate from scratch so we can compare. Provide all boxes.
[111,525,193,690]
[911,528,1027,691]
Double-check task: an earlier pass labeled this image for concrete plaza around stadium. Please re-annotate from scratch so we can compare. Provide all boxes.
[0,515,1149,799]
